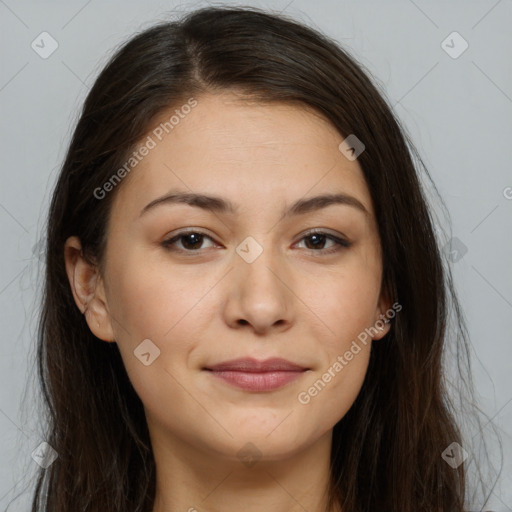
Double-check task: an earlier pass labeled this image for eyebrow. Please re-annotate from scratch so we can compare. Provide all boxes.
[139,189,369,219]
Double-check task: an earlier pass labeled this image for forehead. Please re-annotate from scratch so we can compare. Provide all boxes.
[110,92,373,222]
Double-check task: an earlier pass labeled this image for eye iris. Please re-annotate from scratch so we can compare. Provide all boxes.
[181,233,203,250]
[305,233,326,250]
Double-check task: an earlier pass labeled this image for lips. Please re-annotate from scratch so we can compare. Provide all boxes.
[204,358,309,392]
[205,357,308,372]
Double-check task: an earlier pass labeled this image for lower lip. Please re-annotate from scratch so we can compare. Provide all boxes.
[206,370,306,391]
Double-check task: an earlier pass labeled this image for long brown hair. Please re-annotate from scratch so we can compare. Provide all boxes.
[22,5,494,511]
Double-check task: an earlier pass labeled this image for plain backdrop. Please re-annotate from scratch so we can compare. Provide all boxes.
[0,0,511,510]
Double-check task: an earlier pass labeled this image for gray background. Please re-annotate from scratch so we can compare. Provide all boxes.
[0,0,511,510]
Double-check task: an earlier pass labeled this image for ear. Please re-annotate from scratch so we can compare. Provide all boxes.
[372,283,393,341]
[64,236,115,343]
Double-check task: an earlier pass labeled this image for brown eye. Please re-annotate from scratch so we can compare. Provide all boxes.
[161,229,351,256]
[303,233,330,250]
[296,231,351,254]
[162,231,216,252]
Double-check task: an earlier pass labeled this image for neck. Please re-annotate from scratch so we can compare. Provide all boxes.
[149,423,340,512]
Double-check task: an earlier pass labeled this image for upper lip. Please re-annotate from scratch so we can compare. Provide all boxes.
[204,357,308,372]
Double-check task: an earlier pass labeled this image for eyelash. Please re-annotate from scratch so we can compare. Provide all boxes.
[161,229,351,256]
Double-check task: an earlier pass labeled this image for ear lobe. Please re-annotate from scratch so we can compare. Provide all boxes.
[373,285,393,341]
[372,317,391,340]
[64,236,115,342]
[83,295,116,342]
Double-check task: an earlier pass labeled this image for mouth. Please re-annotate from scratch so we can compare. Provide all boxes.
[203,357,310,392]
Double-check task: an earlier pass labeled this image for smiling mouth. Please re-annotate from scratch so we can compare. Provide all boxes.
[205,369,307,392]
[203,357,310,392]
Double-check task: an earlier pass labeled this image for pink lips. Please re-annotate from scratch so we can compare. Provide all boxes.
[204,358,309,392]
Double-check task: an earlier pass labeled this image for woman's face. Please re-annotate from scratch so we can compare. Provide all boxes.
[67,91,390,463]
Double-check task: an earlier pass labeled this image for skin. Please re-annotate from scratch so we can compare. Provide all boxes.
[64,91,391,512]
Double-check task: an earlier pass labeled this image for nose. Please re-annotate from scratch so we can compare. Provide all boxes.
[222,243,294,335]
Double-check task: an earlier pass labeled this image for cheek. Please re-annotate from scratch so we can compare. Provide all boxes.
[105,250,219,391]
[300,263,382,348]
[296,309,373,431]
[292,257,379,421]
[106,260,200,417]
[300,346,371,435]
[334,281,380,341]
[107,247,204,340]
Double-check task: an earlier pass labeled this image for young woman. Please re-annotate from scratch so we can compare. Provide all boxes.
[29,5,493,512]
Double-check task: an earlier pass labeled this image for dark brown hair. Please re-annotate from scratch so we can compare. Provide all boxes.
[22,5,494,511]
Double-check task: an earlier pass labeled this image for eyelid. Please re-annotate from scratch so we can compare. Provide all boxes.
[161,228,351,253]
[294,228,351,252]
[162,228,218,248]
[298,227,350,242]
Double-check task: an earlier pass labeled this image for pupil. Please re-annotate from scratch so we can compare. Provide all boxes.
[183,233,202,250]
[306,234,325,249]
[180,233,328,251]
